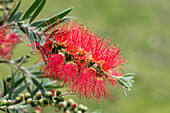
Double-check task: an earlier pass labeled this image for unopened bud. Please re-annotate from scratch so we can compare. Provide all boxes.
[67,99,74,107]
[39,98,44,105]
[76,111,82,113]
[15,97,21,103]
[31,100,37,107]
[18,93,24,100]
[43,98,48,105]
[60,101,66,108]
[46,91,52,99]
[82,106,88,112]
[2,100,7,105]
[6,76,11,83]
[27,98,32,104]
[25,93,31,100]
[58,96,65,102]
[64,110,71,113]
[36,92,41,100]
[6,100,11,106]
[72,103,77,109]
[56,90,61,96]
[79,104,84,109]
[26,54,31,58]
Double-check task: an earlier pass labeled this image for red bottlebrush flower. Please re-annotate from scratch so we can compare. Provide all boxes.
[37,21,126,103]
[0,25,21,60]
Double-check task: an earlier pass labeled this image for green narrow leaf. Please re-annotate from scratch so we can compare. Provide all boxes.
[3,79,7,95]
[29,0,46,24]
[31,77,46,97]
[13,101,25,107]
[37,7,73,28]
[27,63,41,70]
[32,80,43,97]
[43,17,70,32]
[30,19,47,27]
[44,81,57,86]
[13,56,24,64]
[13,83,30,98]
[28,30,36,51]
[123,73,135,77]
[15,72,21,82]
[22,72,32,94]
[9,70,15,99]
[0,80,3,90]
[10,11,23,22]
[31,77,40,86]
[92,109,102,113]
[117,79,129,89]
[8,0,21,22]
[22,0,42,20]
[14,76,26,88]
[0,94,9,102]
[40,37,45,46]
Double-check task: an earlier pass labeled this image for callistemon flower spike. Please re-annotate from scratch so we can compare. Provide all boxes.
[36,20,126,103]
[0,25,21,60]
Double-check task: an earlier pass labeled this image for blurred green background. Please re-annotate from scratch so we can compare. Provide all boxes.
[1,0,170,113]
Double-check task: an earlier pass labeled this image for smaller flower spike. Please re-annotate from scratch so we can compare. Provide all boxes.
[36,20,126,103]
[0,25,21,60]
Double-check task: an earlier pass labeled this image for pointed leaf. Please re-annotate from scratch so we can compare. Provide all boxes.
[123,73,135,77]
[30,19,47,27]
[37,7,72,28]
[117,79,129,90]
[0,94,9,102]
[22,72,32,94]
[9,70,15,99]
[13,83,30,98]
[14,76,26,88]
[10,11,23,22]
[31,77,46,97]
[92,109,102,113]
[8,0,21,22]
[0,80,2,91]
[28,30,36,51]
[13,56,24,64]
[22,0,43,20]
[3,79,7,95]
[32,80,43,97]
[27,63,41,70]
[29,0,46,24]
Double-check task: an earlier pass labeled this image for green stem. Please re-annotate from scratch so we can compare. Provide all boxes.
[13,56,27,76]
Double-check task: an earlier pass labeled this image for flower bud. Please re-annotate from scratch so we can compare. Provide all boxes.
[72,103,77,109]
[31,100,37,107]
[46,91,52,99]
[78,104,84,109]
[76,111,82,113]
[6,100,11,106]
[43,98,48,105]
[15,97,21,103]
[2,100,7,105]
[39,98,44,105]
[36,92,42,100]
[26,53,31,58]
[18,93,24,100]
[64,110,71,113]
[27,98,32,104]
[56,90,61,96]
[25,93,31,100]
[82,106,88,112]
[57,96,65,102]
[67,99,74,107]
[6,76,11,83]
[60,101,66,108]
